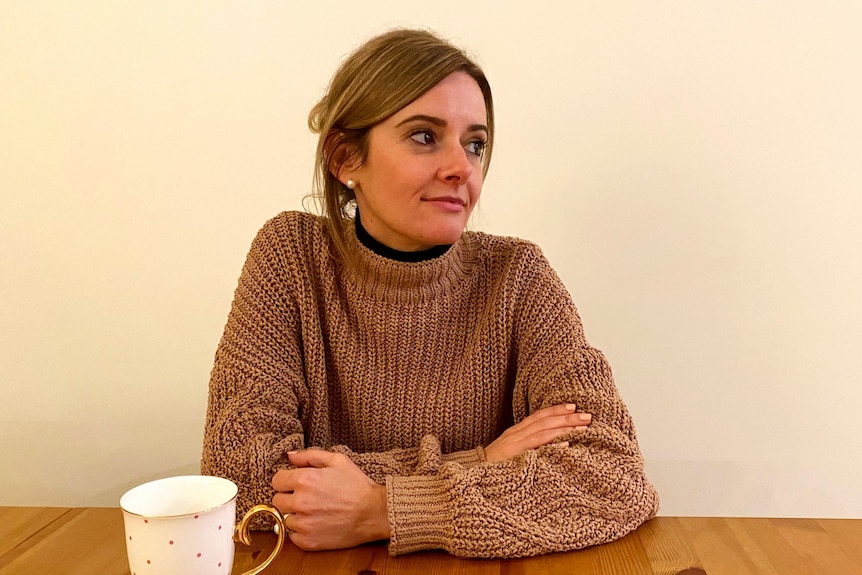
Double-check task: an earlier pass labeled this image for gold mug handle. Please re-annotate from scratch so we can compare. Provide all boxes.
[234,504,287,575]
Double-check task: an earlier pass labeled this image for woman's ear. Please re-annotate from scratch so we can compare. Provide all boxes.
[324,131,361,185]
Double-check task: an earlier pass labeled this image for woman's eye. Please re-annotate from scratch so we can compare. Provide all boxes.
[466,140,487,156]
[410,130,435,145]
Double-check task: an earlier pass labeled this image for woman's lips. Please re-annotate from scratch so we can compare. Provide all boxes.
[424,197,466,212]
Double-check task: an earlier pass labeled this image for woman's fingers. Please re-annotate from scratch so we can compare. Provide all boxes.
[484,403,592,462]
[508,404,591,442]
[270,451,390,550]
[271,449,345,492]
[509,403,586,429]
[526,422,580,447]
[272,490,293,514]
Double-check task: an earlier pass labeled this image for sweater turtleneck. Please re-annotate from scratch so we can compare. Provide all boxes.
[342,213,477,305]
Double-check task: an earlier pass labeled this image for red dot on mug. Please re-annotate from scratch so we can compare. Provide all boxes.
[194,515,199,519]
[146,560,151,564]
[144,520,149,524]
[169,540,174,545]
[218,525,222,530]
[197,553,202,558]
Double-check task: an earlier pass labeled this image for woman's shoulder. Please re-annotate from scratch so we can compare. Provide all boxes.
[259,210,326,235]
[463,229,547,264]
[241,211,337,276]
[463,231,564,295]
[251,211,330,249]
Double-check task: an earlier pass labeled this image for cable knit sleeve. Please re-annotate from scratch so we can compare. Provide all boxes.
[200,218,308,525]
[384,244,659,558]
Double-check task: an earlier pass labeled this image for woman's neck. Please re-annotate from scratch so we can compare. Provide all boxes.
[354,210,451,263]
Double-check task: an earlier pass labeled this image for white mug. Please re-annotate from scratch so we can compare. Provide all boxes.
[120,475,285,575]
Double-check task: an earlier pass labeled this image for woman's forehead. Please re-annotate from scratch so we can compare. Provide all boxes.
[386,72,487,128]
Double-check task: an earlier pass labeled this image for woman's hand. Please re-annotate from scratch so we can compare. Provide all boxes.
[484,403,591,463]
[271,450,390,550]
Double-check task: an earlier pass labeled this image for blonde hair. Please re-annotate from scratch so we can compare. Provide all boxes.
[307,28,494,266]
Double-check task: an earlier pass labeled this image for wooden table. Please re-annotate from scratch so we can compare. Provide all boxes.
[1,507,860,574]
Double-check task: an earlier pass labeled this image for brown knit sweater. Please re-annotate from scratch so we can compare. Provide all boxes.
[201,211,659,558]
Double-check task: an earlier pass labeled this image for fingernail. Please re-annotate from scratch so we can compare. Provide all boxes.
[551,441,570,449]
[565,403,576,411]
[575,426,588,431]
[579,413,592,422]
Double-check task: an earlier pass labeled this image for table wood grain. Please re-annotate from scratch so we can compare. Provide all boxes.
[0,508,860,575]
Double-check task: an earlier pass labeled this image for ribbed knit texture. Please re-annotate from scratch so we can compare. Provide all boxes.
[201,211,659,558]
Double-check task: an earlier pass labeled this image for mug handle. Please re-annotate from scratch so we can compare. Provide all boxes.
[234,504,287,575]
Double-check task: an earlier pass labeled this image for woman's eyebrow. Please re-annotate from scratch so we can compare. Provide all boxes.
[395,114,488,134]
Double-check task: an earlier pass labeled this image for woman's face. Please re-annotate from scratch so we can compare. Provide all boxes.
[346,72,488,252]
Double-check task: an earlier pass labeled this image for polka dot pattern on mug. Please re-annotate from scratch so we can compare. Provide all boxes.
[120,476,238,575]
[129,515,233,575]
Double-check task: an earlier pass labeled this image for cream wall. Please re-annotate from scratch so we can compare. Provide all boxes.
[2,1,860,516]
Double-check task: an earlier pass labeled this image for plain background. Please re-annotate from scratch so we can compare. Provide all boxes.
[2,1,860,517]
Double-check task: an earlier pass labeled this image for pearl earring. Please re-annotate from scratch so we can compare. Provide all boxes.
[346,180,356,190]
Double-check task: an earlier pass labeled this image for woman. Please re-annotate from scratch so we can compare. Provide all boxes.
[201,28,659,558]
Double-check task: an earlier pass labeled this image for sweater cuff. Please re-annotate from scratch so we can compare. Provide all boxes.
[386,475,455,555]
[441,446,484,467]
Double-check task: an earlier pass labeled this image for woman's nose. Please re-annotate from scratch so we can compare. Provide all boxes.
[439,142,474,183]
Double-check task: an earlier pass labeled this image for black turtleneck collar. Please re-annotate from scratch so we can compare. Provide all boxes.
[354,210,452,263]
